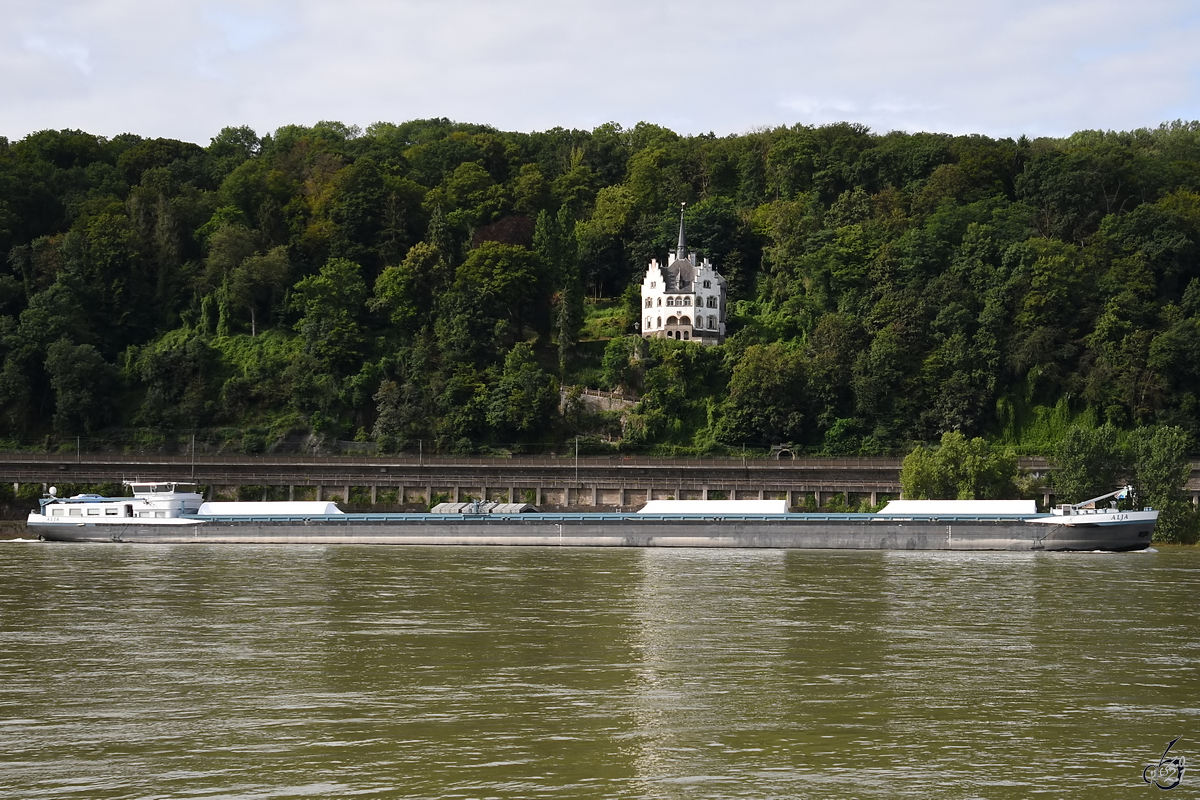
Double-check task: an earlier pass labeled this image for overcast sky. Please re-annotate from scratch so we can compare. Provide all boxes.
[4,0,1199,145]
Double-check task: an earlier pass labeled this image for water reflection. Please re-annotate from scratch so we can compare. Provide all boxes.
[1,544,1198,799]
[627,550,795,796]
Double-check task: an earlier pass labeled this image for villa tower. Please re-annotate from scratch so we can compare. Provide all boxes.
[639,208,727,344]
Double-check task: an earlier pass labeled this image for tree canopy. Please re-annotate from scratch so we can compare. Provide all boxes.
[899,431,1019,500]
[2,118,1200,470]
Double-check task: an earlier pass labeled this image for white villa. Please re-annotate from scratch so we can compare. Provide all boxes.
[639,211,727,345]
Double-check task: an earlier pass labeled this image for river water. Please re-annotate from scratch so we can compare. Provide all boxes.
[1,543,1197,800]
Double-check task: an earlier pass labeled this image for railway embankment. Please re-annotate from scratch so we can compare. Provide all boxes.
[1,453,913,516]
[10,452,1200,522]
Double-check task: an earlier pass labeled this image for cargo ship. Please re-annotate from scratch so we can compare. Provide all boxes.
[24,481,1157,551]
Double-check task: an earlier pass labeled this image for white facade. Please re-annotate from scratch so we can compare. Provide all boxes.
[640,214,727,345]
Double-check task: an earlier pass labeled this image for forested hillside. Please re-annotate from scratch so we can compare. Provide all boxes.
[3,118,1200,455]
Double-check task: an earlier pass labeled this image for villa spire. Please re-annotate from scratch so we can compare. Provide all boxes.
[676,202,687,261]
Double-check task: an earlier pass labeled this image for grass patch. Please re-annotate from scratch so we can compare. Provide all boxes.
[993,390,1095,454]
[580,299,626,341]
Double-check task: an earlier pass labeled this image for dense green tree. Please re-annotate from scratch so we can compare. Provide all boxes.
[329,156,386,271]
[370,337,436,451]
[45,338,118,434]
[1051,424,1124,503]
[131,333,218,429]
[853,327,914,444]
[117,138,208,186]
[372,379,412,452]
[207,125,260,182]
[511,163,550,215]
[291,258,367,374]
[715,342,807,446]
[203,223,258,287]
[534,207,583,371]
[575,184,636,294]
[436,242,549,365]
[227,246,289,336]
[1128,425,1196,543]
[370,241,449,334]
[900,431,1019,500]
[623,339,723,444]
[486,342,559,439]
[600,335,647,393]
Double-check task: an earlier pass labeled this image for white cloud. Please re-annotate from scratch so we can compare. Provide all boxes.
[22,35,92,75]
[1,0,1198,144]
[204,7,287,52]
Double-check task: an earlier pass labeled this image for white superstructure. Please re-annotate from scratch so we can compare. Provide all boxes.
[879,500,1038,515]
[198,501,343,516]
[26,481,346,528]
[638,499,788,514]
[28,481,205,527]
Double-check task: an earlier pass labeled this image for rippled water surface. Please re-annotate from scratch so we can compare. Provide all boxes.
[1,543,1197,799]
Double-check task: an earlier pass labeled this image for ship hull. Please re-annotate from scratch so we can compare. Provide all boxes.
[29,514,1155,551]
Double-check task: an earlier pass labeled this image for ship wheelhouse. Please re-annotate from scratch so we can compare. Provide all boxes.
[36,481,204,521]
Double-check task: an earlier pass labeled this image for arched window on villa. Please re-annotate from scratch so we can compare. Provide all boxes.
[680,316,691,326]
[707,296,717,308]
[645,298,652,308]
[646,316,652,329]
[707,316,716,329]
[666,297,675,307]
[656,297,662,306]
[683,297,691,306]
[656,316,662,327]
